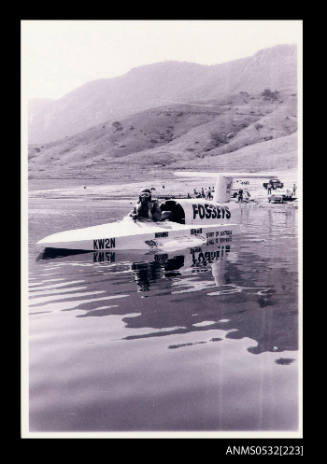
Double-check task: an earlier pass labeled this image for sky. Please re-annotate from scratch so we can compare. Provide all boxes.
[21,20,302,101]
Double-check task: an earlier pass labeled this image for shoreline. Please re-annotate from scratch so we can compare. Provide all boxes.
[28,167,298,200]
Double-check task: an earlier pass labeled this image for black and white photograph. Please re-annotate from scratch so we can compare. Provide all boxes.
[21,19,302,439]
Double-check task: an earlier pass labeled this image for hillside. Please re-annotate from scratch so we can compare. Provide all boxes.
[28,44,297,144]
[28,85,297,180]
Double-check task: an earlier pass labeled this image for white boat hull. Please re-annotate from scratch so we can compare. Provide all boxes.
[38,217,239,251]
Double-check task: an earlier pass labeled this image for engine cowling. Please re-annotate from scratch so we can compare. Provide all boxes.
[160,199,238,225]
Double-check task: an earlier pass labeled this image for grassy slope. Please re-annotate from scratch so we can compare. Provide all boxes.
[171,132,298,172]
[121,94,296,165]
[28,89,297,181]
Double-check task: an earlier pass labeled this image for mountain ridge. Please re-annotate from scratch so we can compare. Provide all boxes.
[28,86,297,180]
[29,44,297,144]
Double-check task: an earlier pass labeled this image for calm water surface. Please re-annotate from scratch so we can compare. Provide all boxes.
[27,196,299,432]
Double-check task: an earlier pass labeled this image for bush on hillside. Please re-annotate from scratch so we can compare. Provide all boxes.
[261,88,279,100]
[210,131,227,146]
[112,121,123,131]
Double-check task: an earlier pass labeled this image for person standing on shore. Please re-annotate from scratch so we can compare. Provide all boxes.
[292,183,297,196]
[267,182,272,195]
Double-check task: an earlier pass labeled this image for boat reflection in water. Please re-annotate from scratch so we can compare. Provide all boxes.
[37,231,297,358]
[31,205,298,432]
[130,243,231,293]
[39,236,233,296]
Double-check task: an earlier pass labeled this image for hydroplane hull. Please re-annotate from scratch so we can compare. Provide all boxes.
[38,171,277,252]
[37,218,239,251]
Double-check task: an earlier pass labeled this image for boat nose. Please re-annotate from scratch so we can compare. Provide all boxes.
[37,237,47,245]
